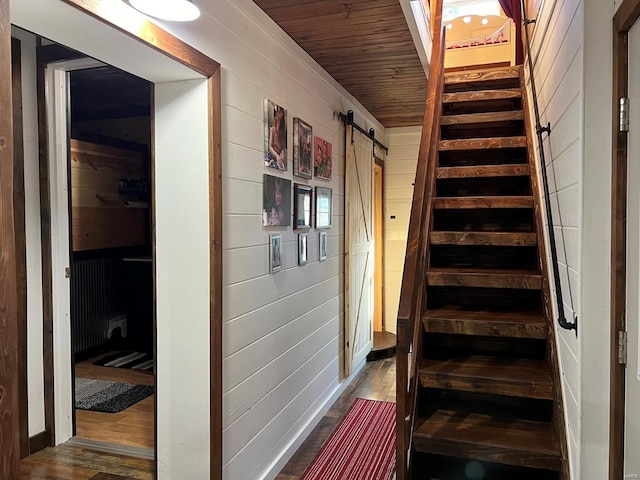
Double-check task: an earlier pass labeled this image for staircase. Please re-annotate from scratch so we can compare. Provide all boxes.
[397,63,569,480]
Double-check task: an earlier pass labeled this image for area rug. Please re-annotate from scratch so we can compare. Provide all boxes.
[93,351,154,372]
[300,398,396,480]
[75,378,153,413]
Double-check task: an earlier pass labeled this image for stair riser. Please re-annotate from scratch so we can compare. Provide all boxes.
[426,273,542,290]
[424,319,547,339]
[419,377,554,400]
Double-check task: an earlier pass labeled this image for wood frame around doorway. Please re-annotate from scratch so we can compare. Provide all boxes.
[611,0,640,478]
[0,0,223,477]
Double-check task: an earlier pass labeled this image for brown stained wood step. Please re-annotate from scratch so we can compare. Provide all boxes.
[419,356,553,400]
[413,410,561,470]
[436,164,530,179]
[430,231,537,246]
[443,88,522,104]
[441,111,524,126]
[439,137,527,151]
[444,66,522,85]
[433,196,533,209]
[423,306,547,339]
[426,268,542,289]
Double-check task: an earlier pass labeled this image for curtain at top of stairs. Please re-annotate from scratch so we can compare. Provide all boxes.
[498,0,524,64]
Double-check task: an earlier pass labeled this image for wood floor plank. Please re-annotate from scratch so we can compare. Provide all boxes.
[433,196,533,209]
[423,306,547,339]
[426,268,542,289]
[435,165,530,179]
[429,231,537,246]
[419,355,553,399]
[442,88,522,103]
[413,410,561,470]
[440,111,524,126]
[438,137,527,151]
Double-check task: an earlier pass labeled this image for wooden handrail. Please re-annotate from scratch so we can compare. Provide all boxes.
[396,1,446,479]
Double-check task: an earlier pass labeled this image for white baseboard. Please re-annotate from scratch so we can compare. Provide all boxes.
[259,357,368,480]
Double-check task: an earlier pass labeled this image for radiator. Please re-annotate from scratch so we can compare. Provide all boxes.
[71,256,124,355]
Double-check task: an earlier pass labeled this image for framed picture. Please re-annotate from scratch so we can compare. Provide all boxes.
[319,232,327,262]
[314,136,332,180]
[298,233,308,266]
[293,118,313,179]
[270,234,283,273]
[264,99,287,171]
[263,174,292,226]
[294,184,313,229]
[315,186,332,229]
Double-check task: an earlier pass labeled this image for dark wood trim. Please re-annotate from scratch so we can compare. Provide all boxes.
[609,1,640,478]
[0,0,21,475]
[60,0,220,77]
[208,68,223,480]
[36,45,57,451]
[521,68,570,480]
[12,35,30,461]
[374,156,385,168]
[28,431,50,456]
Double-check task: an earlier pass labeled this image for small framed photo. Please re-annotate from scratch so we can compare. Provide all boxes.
[293,118,313,179]
[314,137,332,180]
[315,186,332,229]
[263,174,292,226]
[298,233,308,265]
[319,232,327,261]
[264,99,287,171]
[270,234,283,273]
[294,184,313,229]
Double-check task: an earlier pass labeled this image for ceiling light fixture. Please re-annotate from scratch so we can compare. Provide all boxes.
[463,16,472,23]
[482,18,489,25]
[129,0,200,21]
[447,23,453,29]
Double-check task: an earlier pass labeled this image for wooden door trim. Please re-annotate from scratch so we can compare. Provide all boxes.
[611,1,640,478]
[0,0,21,475]
[6,2,223,478]
[373,160,384,332]
[12,35,29,461]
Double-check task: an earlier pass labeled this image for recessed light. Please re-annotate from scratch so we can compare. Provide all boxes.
[447,23,453,29]
[129,0,200,21]
[463,16,472,23]
[482,18,489,25]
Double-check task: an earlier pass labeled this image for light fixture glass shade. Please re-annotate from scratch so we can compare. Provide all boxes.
[130,0,200,21]
[463,16,472,23]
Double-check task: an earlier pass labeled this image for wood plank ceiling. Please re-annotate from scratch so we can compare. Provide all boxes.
[253,0,427,127]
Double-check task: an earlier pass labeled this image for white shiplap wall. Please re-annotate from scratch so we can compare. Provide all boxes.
[525,0,583,476]
[383,127,421,335]
[158,2,384,479]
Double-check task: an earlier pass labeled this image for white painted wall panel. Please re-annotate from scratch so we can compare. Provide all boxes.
[383,126,422,335]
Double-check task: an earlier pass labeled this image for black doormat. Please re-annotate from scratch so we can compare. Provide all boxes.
[93,351,154,372]
[75,378,153,413]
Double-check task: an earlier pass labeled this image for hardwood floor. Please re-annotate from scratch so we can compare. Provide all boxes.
[74,353,154,450]
[276,357,396,480]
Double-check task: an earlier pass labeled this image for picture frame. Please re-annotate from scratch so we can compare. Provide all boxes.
[314,136,332,180]
[319,232,327,262]
[293,117,313,179]
[270,234,283,273]
[264,99,288,171]
[294,184,313,229]
[263,174,292,226]
[315,186,332,229]
[298,233,308,266]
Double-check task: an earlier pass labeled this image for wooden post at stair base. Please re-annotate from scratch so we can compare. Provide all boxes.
[0,0,21,476]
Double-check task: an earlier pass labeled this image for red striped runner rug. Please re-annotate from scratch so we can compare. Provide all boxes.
[300,398,396,480]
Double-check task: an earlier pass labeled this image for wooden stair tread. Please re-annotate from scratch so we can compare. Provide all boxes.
[439,137,527,151]
[424,306,547,339]
[413,410,561,470]
[433,196,533,209]
[419,355,553,399]
[444,66,522,85]
[441,111,524,126]
[430,231,537,246]
[427,268,542,290]
[436,164,530,179]
[443,88,522,103]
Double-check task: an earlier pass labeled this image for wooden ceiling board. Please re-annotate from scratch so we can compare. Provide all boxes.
[253,0,427,127]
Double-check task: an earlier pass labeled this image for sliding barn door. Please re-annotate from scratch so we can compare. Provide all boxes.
[345,128,374,376]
